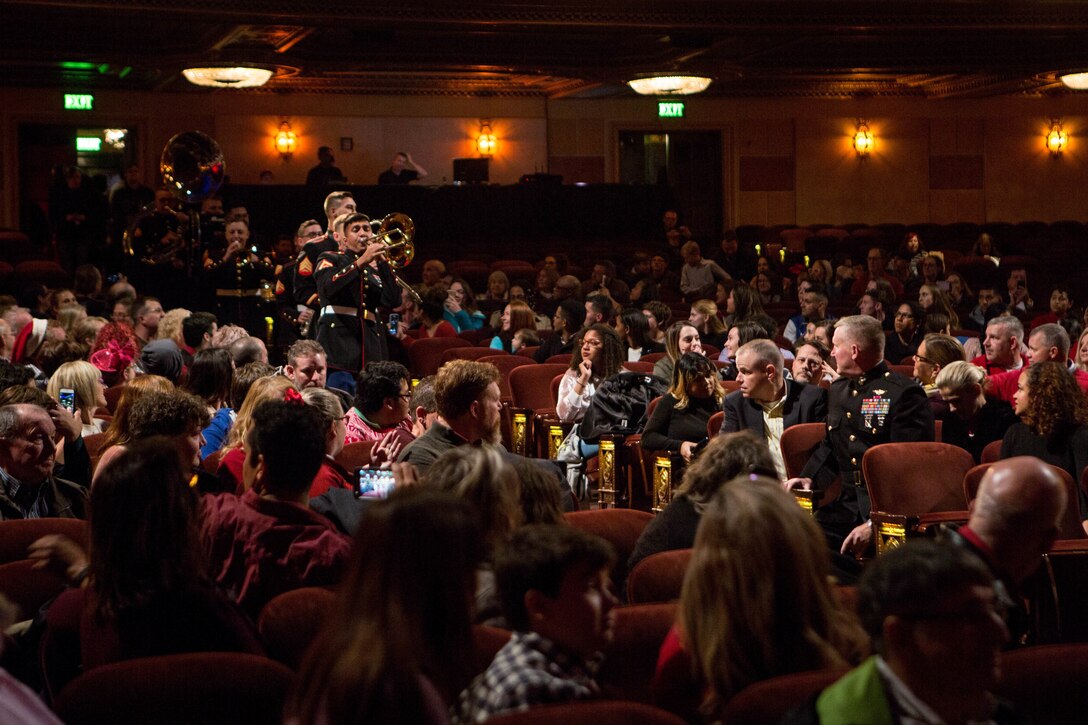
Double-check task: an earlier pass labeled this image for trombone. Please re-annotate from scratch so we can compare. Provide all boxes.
[369,212,421,305]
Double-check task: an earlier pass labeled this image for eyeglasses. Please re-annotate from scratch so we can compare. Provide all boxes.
[894,312,915,319]
[398,393,413,401]
[913,353,934,364]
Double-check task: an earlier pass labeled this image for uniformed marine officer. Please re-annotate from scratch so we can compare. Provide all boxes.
[203,216,275,338]
[314,212,400,392]
[786,315,934,564]
[294,191,356,333]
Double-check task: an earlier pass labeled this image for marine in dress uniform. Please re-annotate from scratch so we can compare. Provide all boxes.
[203,218,275,338]
[314,213,400,386]
[293,192,357,336]
[790,316,934,568]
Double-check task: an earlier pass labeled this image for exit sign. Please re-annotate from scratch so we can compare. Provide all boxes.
[658,101,685,118]
[64,94,94,110]
[76,137,101,152]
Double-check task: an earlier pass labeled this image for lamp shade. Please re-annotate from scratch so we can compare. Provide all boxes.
[182,66,273,88]
[627,75,712,96]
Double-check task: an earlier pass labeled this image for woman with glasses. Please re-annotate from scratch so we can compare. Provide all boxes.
[913,333,965,395]
[885,301,923,364]
[302,387,352,497]
[642,353,723,462]
[556,324,624,424]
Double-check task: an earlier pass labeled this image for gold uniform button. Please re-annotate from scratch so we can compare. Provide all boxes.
[827,424,833,430]
[849,434,856,441]
[852,390,858,397]
[851,457,857,466]
[846,412,852,419]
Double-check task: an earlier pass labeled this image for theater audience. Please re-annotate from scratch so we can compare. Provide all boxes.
[534,298,583,363]
[444,278,487,332]
[641,301,671,347]
[39,440,262,695]
[657,476,866,720]
[345,361,413,445]
[627,432,776,577]
[287,490,481,725]
[489,300,535,352]
[912,333,965,398]
[453,524,617,722]
[936,361,1018,464]
[184,348,233,457]
[0,404,87,520]
[613,307,661,361]
[689,299,727,350]
[200,399,352,619]
[642,353,723,461]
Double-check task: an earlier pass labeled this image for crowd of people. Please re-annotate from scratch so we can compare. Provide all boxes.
[0,191,1083,723]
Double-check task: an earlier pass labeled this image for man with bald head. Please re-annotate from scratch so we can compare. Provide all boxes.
[944,456,1067,645]
[0,404,87,520]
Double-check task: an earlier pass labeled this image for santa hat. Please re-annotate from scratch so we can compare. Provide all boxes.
[11,318,47,363]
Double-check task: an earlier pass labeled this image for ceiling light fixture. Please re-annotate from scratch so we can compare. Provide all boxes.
[182,66,273,89]
[627,75,712,96]
[1060,72,1088,89]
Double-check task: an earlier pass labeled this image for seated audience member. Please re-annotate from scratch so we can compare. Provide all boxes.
[200,361,273,461]
[453,524,617,722]
[398,360,504,474]
[628,432,776,576]
[302,387,351,497]
[211,324,248,351]
[286,490,482,725]
[344,361,413,446]
[850,247,905,299]
[642,353,724,461]
[39,440,262,694]
[511,458,566,526]
[89,322,138,388]
[215,375,296,492]
[912,332,965,398]
[556,325,625,424]
[95,373,172,457]
[185,348,234,458]
[987,323,1088,402]
[156,307,190,349]
[1004,361,1088,515]
[783,283,831,344]
[936,362,1018,464]
[0,403,87,520]
[1030,285,1073,331]
[583,293,614,328]
[137,338,184,385]
[370,375,437,468]
[658,477,866,721]
[0,592,63,723]
[510,327,539,354]
[884,301,923,364]
[46,360,108,437]
[809,318,835,350]
[679,241,730,303]
[93,391,209,487]
[613,306,662,361]
[580,260,631,304]
[0,385,91,487]
[36,339,88,379]
[443,278,487,333]
[723,339,827,478]
[717,320,767,375]
[180,311,217,368]
[406,287,458,340]
[424,446,522,626]
[1006,266,1033,315]
[641,301,671,347]
[653,321,703,385]
[787,540,1012,725]
[489,300,536,353]
[200,399,352,619]
[939,457,1067,645]
[534,298,584,363]
[792,339,834,385]
[228,335,268,367]
[787,315,934,566]
[973,316,1028,377]
[689,299,727,350]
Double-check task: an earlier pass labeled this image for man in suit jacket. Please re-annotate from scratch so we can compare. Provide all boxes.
[720,339,827,479]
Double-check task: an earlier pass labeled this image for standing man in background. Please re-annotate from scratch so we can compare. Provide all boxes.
[378,152,428,185]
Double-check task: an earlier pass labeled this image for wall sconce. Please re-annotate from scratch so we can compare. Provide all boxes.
[1046,118,1067,158]
[274,120,297,160]
[853,119,874,158]
[476,119,496,157]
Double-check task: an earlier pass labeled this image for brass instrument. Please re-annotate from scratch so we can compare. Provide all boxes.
[370,212,421,305]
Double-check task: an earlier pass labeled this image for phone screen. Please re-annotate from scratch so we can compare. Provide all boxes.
[388,313,400,336]
[355,467,395,498]
[59,388,76,414]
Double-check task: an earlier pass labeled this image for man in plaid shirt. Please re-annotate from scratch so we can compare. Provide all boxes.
[453,524,618,722]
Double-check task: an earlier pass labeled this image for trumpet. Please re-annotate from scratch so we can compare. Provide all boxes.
[369,212,421,305]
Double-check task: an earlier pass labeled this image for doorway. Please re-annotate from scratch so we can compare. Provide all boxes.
[619,130,723,243]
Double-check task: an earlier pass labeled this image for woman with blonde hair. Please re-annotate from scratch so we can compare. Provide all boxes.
[302,386,351,497]
[935,361,1016,463]
[642,353,723,462]
[215,375,297,492]
[156,308,190,349]
[689,299,727,350]
[657,477,867,719]
[48,360,108,437]
[1076,328,1088,375]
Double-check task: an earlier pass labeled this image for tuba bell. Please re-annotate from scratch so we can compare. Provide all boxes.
[160,131,225,203]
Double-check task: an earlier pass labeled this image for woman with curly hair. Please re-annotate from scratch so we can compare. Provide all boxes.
[654,475,867,720]
[1004,360,1088,525]
[556,324,624,424]
[689,299,727,350]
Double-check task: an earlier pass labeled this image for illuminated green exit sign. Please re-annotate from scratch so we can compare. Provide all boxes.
[76,137,101,152]
[658,101,685,118]
[64,94,94,110]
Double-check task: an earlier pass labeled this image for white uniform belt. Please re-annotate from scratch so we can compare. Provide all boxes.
[321,305,377,323]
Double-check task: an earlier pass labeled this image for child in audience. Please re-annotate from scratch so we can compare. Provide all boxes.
[453,524,617,722]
